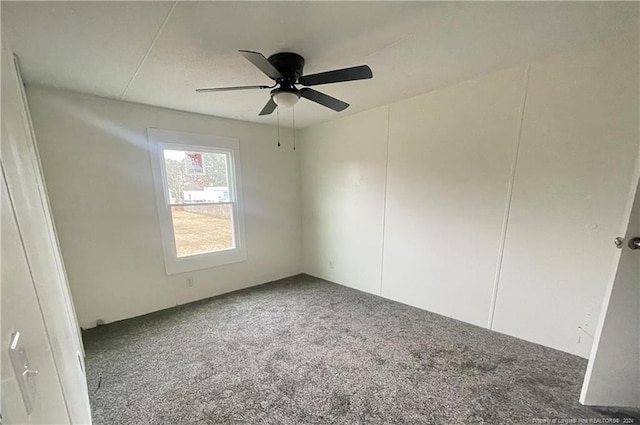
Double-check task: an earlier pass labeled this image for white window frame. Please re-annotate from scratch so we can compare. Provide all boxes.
[147,128,247,275]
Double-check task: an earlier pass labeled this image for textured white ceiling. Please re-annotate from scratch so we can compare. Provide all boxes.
[2,1,637,128]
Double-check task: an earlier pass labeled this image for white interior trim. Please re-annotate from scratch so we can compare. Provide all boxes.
[147,127,247,275]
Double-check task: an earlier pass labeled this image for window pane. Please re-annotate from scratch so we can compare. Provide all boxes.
[171,204,234,257]
[163,149,231,204]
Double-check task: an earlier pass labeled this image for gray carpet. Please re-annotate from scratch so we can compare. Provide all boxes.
[83,274,639,424]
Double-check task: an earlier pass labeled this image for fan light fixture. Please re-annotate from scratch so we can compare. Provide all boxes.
[196,50,373,116]
[272,91,300,108]
[195,50,372,150]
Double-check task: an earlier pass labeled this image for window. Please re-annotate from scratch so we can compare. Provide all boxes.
[148,128,246,274]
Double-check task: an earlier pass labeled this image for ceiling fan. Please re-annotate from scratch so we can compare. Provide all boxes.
[196,50,373,116]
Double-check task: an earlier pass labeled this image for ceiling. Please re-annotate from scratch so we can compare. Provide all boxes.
[2,1,637,128]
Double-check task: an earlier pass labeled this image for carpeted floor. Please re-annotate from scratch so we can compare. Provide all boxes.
[83,274,639,425]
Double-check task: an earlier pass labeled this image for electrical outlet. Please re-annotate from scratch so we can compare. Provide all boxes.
[329,260,334,269]
[186,278,194,287]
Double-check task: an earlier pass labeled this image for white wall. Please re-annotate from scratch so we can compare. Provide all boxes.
[382,65,526,327]
[300,34,639,358]
[301,107,389,295]
[27,86,302,329]
[490,37,639,356]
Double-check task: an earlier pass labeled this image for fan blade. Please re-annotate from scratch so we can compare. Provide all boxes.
[299,65,372,87]
[259,97,277,116]
[239,50,283,80]
[300,88,349,112]
[196,85,271,93]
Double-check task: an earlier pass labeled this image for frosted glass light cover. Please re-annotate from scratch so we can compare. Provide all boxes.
[273,92,299,108]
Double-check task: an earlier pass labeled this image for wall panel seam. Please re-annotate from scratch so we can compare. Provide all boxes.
[379,106,391,297]
[487,65,531,329]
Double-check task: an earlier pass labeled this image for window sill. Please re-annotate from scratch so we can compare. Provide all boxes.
[165,248,247,275]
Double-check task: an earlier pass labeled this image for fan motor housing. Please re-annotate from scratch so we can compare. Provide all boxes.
[268,52,305,83]
[270,85,300,98]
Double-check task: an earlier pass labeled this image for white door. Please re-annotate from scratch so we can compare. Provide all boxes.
[1,34,91,423]
[1,170,71,424]
[580,175,640,407]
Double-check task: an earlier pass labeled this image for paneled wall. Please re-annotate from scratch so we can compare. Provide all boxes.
[301,108,389,295]
[300,35,639,358]
[28,87,302,329]
[382,66,526,327]
[491,38,639,353]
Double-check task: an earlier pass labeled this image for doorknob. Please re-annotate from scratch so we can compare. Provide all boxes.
[628,237,640,249]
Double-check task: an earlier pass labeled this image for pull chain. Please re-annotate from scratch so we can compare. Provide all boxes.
[276,105,280,147]
[292,105,296,151]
